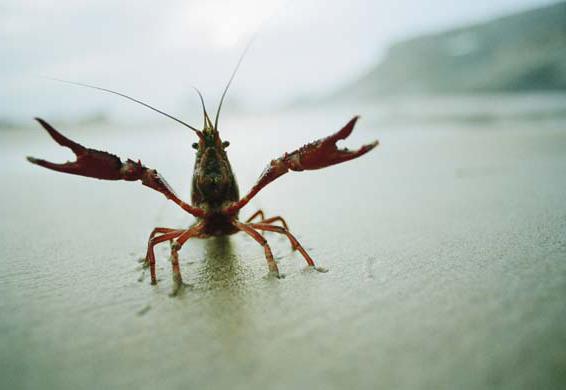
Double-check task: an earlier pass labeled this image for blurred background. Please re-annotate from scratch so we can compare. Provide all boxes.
[1,0,565,124]
[1,1,565,390]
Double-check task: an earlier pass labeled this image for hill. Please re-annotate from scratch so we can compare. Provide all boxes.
[340,2,566,98]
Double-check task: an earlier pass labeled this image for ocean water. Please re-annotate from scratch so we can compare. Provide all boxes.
[1,95,565,389]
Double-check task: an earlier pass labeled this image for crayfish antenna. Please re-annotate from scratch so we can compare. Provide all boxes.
[193,87,214,130]
[213,37,255,131]
[45,77,203,135]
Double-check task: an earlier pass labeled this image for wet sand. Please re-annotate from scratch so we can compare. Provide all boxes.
[1,105,565,389]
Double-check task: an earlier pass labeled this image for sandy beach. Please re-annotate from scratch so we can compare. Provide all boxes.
[1,97,565,389]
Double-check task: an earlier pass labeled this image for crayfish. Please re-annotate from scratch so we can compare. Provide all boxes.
[27,77,378,294]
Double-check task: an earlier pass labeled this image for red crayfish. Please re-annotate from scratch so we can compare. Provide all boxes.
[27,77,378,293]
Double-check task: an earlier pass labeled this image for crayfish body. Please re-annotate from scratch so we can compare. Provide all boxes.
[28,86,377,294]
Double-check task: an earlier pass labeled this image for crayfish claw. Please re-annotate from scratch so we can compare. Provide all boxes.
[223,116,379,215]
[34,117,85,155]
[291,116,379,170]
[28,119,135,180]
[26,156,85,175]
[28,118,207,218]
[327,115,359,143]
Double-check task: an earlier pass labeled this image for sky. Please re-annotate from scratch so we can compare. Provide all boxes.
[0,0,559,122]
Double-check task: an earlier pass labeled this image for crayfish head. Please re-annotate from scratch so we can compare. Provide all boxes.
[190,126,239,209]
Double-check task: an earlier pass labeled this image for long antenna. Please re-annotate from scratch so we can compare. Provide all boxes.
[214,37,256,130]
[46,78,201,133]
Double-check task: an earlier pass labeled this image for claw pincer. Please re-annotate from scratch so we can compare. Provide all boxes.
[294,116,379,170]
[27,118,206,217]
[262,116,377,183]
[28,118,139,181]
[224,116,378,215]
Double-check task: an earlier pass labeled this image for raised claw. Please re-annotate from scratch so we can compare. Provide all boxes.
[27,118,140,181]
[224,116,378,214]
[255,116,377,190]
[284,116,378,171]
[27,118,207,217]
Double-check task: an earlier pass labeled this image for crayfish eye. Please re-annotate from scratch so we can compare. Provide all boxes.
[222,140,230,148]
[192,143,199,150]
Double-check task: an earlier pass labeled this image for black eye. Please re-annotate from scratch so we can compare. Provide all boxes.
[222,141,230,148]
[192,143,199,150]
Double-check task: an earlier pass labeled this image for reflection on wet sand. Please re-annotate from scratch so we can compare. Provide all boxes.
[196,236,250,291]
[192,236,259,358]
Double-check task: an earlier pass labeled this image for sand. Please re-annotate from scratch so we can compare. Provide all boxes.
[1,102,565,389]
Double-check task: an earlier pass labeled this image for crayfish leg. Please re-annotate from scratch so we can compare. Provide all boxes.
[250,223,320,269]
[245,210,296,250]
[233,220,280,277]
[145,230,184,285]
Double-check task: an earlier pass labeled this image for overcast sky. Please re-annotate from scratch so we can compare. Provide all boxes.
[1,0,559,122]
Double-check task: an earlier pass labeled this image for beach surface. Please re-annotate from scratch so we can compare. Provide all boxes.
[1,96,565,389]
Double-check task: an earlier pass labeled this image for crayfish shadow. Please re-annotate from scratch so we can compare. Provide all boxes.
[194,236,250,291]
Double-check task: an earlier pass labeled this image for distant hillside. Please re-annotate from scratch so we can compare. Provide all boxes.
[339,2,566,98]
